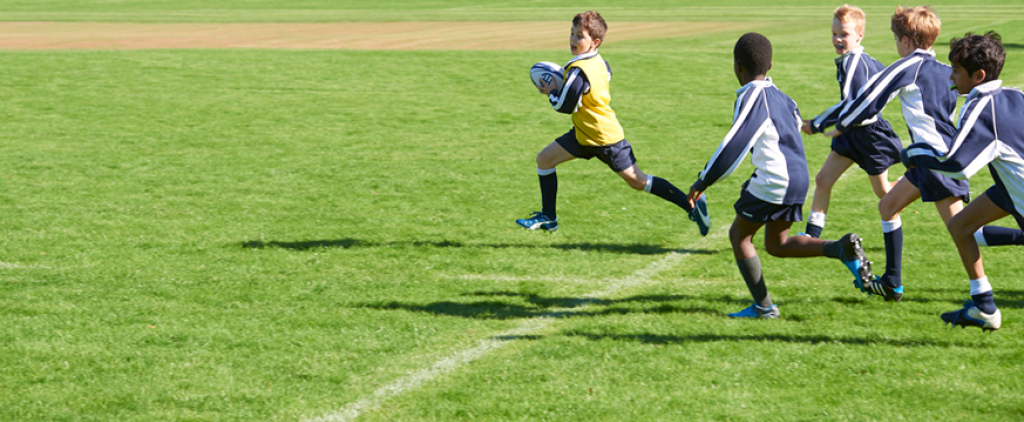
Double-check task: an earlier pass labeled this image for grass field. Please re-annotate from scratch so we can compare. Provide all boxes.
[2,1,1024,421]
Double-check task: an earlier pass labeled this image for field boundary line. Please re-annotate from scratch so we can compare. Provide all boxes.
[303,239,714,422]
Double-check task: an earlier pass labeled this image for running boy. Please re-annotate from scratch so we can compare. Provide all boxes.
[689,33,872,319]
[903,31,1024,331]
[515,11,710,235]
[800,5,903,238]
[826,5,965,302]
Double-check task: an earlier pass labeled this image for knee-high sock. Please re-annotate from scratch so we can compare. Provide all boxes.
[976,226,1024,247]
[646,175,693,212]
[538,168,557,220]
[970,277,997,314]
[881,218,903,287]
[737,256,772,308]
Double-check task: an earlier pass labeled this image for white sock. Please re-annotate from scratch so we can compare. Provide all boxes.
[643,174,653,193]
[881,217,902,233]
[808,211,826,227]
[974,227,988,247]
[970,276,992,296]
[537,167,556,176]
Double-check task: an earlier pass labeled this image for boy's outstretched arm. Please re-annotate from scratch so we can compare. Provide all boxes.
[835,59,918,134]
[692,88,769,191]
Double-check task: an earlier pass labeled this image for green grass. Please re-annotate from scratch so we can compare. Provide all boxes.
[2,2,1024,421]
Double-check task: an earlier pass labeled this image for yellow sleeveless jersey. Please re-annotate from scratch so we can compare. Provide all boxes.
[566,53,624,146]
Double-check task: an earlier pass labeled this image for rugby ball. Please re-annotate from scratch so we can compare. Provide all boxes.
[530,61,565,91]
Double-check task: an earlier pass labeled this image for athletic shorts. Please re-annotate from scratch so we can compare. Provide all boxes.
[734,181,804,223]
[984,184,1024,229]
[905,166,971,203]
[831,119,902,176]
[556,128,636,172]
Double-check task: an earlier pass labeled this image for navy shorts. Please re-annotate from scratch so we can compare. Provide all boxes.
[734,182,804,223]
[905,166,971,203]
[984,184,1024,229]
[831,119,902,176]
[556,128,636,172]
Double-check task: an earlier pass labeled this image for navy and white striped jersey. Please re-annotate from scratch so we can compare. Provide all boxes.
[810,47,887,133]
[837,49,957,153]
[903,80,1024,215]
[692,78,809,205]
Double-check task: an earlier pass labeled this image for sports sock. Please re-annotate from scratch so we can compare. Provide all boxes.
[971,292,997,314]
[881,218,903,288]
[822,240,842,259]
[805,211,826,238]
[538,168,557,220]
[648,176,693,212]
[737,256,772,309]
[970,277,996,314]
[976,226,1024,247]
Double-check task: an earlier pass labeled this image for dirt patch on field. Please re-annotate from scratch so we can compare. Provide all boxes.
[0,21,752,50]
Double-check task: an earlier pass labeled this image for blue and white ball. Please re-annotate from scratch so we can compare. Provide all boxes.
[530,61,565,91]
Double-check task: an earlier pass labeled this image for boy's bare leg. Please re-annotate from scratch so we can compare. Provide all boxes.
[946,193,1007,280]
[871,177,921,289]
[933,195,963,225]
[520,141,575,227]
[943,193,1008,319]
[806,151,854,237]
[729,216,774,310]
[867,170,894,199]
[764,219,829,257]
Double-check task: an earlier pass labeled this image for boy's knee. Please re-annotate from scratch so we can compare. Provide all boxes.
[946,213,973,241]
[814,171,835,189]
[626,178,646,191]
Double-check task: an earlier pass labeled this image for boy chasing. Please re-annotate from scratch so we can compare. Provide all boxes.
[690,33,872,319]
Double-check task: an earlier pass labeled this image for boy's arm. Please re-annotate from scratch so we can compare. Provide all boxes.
[903,96,995,179]
[548,67,590,114]
[835,58,918,133]
[811,54,871,133]
[691,88,767,192]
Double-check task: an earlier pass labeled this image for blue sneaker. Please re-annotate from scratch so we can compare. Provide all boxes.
[688,194,710,236]
[838,233,873,288]
[862,276,904,302]
[728,303,779,319]
[516,212,558,232]
[941,300,1001,332]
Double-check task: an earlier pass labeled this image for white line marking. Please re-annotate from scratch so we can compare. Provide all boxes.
[0,261,51,269]
[304,244,710,422]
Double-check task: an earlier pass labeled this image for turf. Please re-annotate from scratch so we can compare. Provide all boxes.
[2,2,1024,421]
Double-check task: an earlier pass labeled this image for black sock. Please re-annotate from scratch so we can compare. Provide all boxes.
[539,172,557,220]
[804,223,823,238]
[882,228,903,287]
[822,240,842,259]
[980,226,1024,246]
[737,256,772,309]
[972,291,997,314]
[649,177,693,212]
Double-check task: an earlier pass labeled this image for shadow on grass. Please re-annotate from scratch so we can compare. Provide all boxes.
[240,238,717,256]
[354,292,750,320]
[561,330,986,348]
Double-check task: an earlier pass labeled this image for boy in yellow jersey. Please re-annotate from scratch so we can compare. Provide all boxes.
[516,11,710,235]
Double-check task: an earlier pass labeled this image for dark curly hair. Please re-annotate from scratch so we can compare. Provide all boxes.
[949,31,1005,82]
[734,33,772,76]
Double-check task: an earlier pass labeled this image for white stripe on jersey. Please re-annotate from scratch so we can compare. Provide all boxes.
[840,56,922,128]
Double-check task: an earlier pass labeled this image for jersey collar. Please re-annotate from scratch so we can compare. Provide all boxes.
[967,80,1003,102]
[736,77,774,95]
[836,46,865,63]
[565,49,599,67]
[912,48,936,57]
